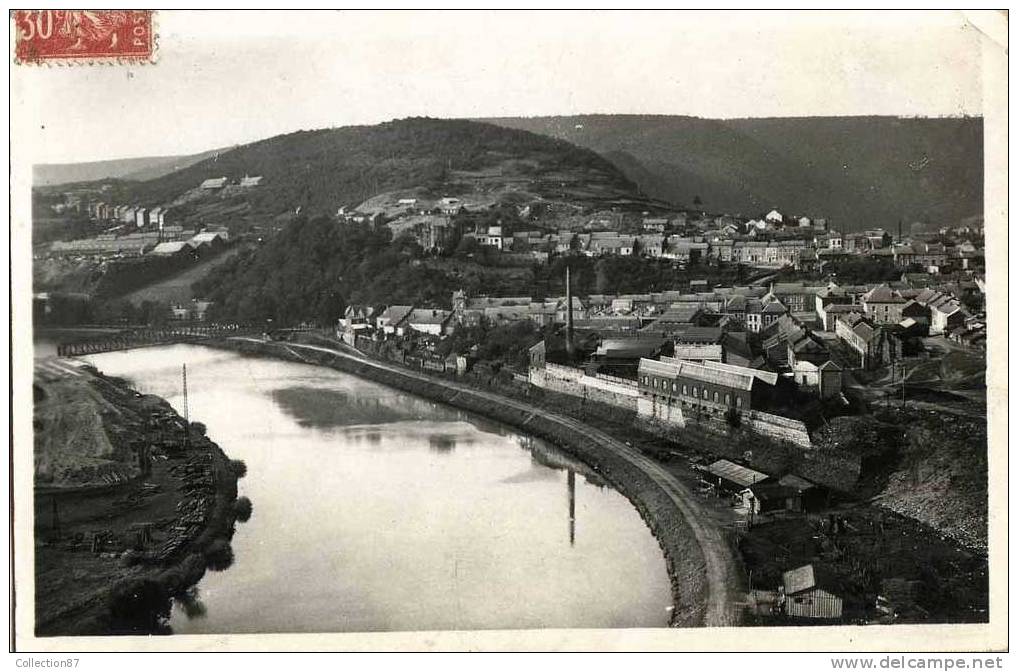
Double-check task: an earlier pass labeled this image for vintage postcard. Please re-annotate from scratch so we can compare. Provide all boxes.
[8,9,1009,655]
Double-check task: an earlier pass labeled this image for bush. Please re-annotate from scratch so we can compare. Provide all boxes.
[107,578,171,634]
[204,539,235,571]
[233,496,253,523]
[228,459,247,478]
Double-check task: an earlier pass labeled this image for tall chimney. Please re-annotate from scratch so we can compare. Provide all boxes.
[565,265,575,359]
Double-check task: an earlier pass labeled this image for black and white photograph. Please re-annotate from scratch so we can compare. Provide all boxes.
[9,8,1009,658]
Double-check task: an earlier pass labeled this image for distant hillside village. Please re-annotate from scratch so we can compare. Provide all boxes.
[36,172,985,345]
[342,196,985,276]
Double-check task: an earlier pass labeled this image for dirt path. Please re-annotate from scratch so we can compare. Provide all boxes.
[243,337,744,627]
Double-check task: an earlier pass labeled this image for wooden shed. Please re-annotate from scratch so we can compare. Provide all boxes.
[780,564,844,620]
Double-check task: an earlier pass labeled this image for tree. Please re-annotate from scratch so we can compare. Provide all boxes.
[693,195,703,207]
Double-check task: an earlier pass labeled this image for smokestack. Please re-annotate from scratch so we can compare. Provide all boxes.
[565,265,575,359]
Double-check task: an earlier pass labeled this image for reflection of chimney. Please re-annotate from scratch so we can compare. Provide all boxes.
[566,266,575,359]
[568,469,576,546]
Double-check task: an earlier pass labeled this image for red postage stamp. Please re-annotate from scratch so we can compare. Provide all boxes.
[13,10,155,64]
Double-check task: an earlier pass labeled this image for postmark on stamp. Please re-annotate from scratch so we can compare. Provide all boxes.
[13,10,155,64]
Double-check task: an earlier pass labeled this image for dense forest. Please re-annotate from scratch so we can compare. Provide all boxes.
[192,215,462,324]
[193,213,748,327]
[99,118,639,219]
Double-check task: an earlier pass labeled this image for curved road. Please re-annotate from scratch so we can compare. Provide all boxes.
[237,336,744,627]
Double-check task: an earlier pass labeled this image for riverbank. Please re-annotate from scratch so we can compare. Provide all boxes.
[33,365,245,635]
[209,336,744,627]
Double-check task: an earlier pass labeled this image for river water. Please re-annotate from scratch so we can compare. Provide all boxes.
[80,344,672,633]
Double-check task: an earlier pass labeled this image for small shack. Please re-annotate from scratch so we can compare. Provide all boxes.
[705,459,770,496]
[780,564,844,620]
[778,473,826,512]
[741,481,796,515]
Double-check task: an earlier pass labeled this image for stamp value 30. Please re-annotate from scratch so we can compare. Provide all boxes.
[13,10,155,64]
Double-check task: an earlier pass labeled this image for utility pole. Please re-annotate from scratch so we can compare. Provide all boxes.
[900,361,906,409]
[182,363,191,448]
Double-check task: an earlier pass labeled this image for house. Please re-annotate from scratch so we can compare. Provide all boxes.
[438,197,462,214]
[835,312,900,370]
[860,284,907,324]
[795,249,821,273]
[930,300,966,336]
[637,234,665,257]
[793,358,843,399]
[780,564,844,620]
[339,305,377,331]
[825,230,844,250]
[764,209,784,224]
[662,239,708,263]
[474,225,508,250]
[189,231,228,252]
[239,175,263,187]
[200,177,229,190]
[377,304,414,335]
[134,207,147,228]
[406,308,454,336]
[642,217,669,233]
[171,299,213,321]
[899,300,930,333]
[769,282,826,313]
[149,241,195,257]
[587,236,635,257]
[894,242,948,270]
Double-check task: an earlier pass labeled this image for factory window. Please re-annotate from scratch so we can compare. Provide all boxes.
[671,382,677,392]
[736,397,743,408]
[725,393,731,405]
[692,387,698,399]
[714,391,720,403]
[682,384,688,395]
[642,376,648,385]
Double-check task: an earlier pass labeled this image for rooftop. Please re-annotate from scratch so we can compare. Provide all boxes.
[707,459,770,488]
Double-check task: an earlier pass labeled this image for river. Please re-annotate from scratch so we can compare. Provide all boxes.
[80,344,672,633]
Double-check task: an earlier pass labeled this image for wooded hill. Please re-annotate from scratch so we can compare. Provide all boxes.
[484,115,984,230]
[87,118,646,223]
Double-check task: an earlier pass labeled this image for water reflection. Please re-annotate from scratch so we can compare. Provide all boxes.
[568,470,576,546]
[177,588,208,621]
[86,345,673,633]
[428,434,457,453]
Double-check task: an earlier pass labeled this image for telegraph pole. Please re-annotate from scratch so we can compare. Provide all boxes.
[182,363,191,447]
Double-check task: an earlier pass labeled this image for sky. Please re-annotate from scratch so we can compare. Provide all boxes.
[12,10,993,165]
